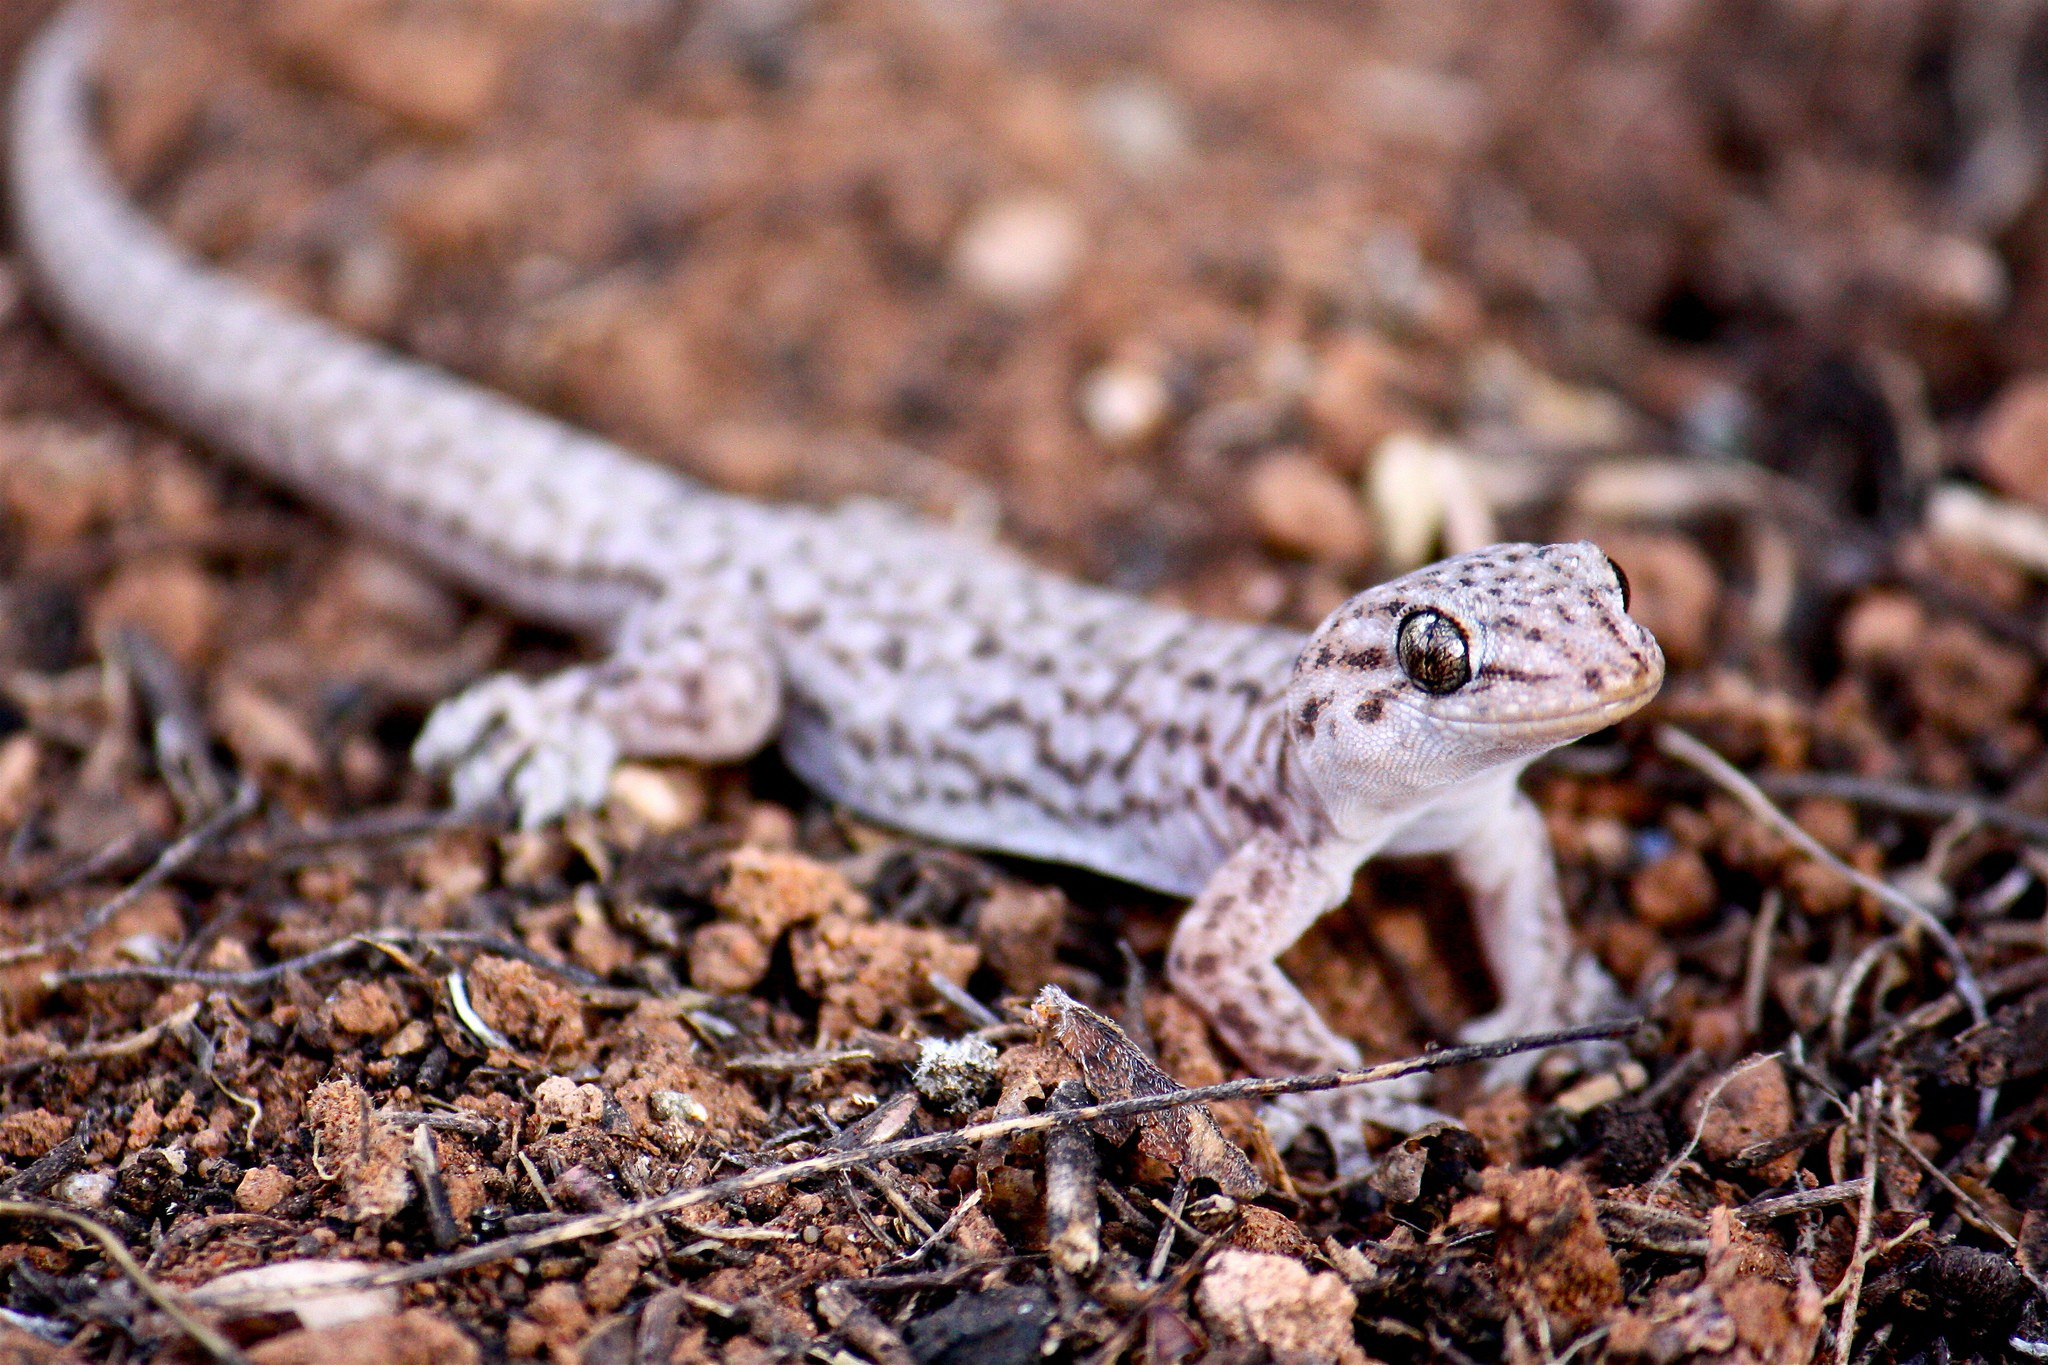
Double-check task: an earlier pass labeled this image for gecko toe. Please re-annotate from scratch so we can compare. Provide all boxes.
[415,669,622,824]
[1461,954,1633,1089]
[1263,1082,1452,1178]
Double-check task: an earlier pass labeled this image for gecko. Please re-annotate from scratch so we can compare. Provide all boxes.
[7,5,1663,1168]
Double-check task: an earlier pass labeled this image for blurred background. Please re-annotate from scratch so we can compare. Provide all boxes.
[30,0,2048,657]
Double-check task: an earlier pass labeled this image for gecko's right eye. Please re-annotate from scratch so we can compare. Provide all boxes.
[1603,553,1632,610]
[1396,609,1471,695]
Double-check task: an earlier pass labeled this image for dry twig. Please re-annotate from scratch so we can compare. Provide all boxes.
[0,779,258,966]
[226,1019,1636,1297]
[1657,726,1987,1026]
[0,1198,252,1364]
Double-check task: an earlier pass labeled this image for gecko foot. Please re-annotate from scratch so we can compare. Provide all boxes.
[1263,1083,1453,1179]
[1459,953,1630,1089]
[414,668,622,827]
[415,593,783,826]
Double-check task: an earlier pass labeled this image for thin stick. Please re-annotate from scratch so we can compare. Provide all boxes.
[1827,1086,1881,1365]
[1085,1225,1232,1365]
[1146,1177,1189,1281]
[195,1019,1635,1301]
[1756,771,2048,847]
[44,927,633,995]
[0,780,258,966]
[0,1199,252,1364]
[1657,726,1986,1026]
[880,1189,982,1272]
[1873,1112,2018,1253]
[1647,1052,1781,1195]
[1735,1179,1869,1223]
[1740,890,1783,1043]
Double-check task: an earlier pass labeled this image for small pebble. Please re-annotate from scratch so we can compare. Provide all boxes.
[1974,372,2048,514]
[1079,362,1171,445]
[608,763,708,832]
[1085,78,1191,178]
[1244,450,1373,567]
[912,1035,1000,1113]
[235,1165,294,1214]
[950,193,1085,308]
[56,1171,115,1209]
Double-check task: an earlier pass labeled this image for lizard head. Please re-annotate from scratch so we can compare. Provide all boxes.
[1284,541,1664,812]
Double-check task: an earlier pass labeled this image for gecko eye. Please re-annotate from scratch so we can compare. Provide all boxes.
[1396,609,1472,695]
[1603,553,1632,610]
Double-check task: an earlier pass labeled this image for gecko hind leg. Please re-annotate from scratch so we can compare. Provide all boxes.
[414,591,782,827]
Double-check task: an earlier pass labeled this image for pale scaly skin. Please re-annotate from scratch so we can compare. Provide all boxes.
[9,6,1665,1169]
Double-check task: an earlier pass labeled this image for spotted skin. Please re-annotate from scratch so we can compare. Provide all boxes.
[9,6,1665,1171]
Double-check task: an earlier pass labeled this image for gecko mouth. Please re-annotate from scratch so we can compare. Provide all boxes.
[1425,658,1665,742]
[1493,681,1661,741]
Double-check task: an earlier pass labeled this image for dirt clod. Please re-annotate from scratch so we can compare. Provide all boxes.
[1195,1249,1367,1365]
[246,1310,479,1365]
[235,1165,294,1214]
[1682,1056,1798,1184]
[903,1285,1055,1365]
[1454,1167,1622,1343]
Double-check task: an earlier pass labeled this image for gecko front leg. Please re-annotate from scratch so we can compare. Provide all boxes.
[414,587,782,826]
[1449,788,1624,1083]
[1167,831,1446,1174]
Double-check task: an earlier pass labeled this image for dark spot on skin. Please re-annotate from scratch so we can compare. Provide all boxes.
[970,630,1000,659]
[877,636,906,669]
[1354,696,1384,724]
[1191,721,1212,747]
[1247,867,1272,901]
[1188,671,1217,690]
[1029,656,1056,676]
[1457,575,1474,587]
[1340,646,1386,670]
[1584,668,1604,688]
[1225,786,1283,830]
[1200,759,1221,787]
[1296,694,1327,736]
[1382,599,1408,618]
[1212,1001,1253,1038]
[1526,626,1545,643]
[1162,723,1185,750]
[960,700,1025,732]
[1190,952,1220,977]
